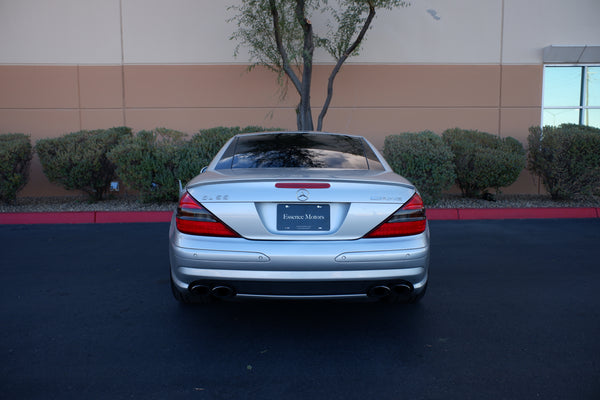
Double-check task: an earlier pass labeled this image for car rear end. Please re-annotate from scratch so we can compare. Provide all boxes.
[169,132,429,303]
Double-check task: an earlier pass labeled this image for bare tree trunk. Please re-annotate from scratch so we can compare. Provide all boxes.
[297,71,314,131]
[295,0,314,131]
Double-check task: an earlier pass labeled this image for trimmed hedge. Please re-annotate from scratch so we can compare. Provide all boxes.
[442,128,526,198]
[109,126,277,203]
[383,131,456,204]
[527,124,600,199]
[177,126,274,182]
[0,133,33,203]
[107,128,187,203]
[35,127,131,201]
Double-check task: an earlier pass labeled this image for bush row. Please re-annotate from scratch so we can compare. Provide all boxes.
[34,126,276,203]
[2,124,598,204]
[0,133,33,203]
[384,125,600,203]
[384,129,527,203]
[109,126,274,202]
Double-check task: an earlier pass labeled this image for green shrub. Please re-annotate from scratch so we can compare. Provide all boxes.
[527,124,600,199]
[442,128,526,198]
[35,127,131,201]
[0,133,33,203]
[109,126,280,203]
[383,131,456,204]
[108,128,187,203]
[178,126,273,181]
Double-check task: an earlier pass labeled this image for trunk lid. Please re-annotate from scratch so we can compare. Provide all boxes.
[185,169,416,240]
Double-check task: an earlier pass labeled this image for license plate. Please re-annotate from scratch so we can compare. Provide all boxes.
[277,204,330,231]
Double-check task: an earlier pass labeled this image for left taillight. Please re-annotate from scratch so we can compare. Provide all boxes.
[363,193,427,238]
[175,192,240,237]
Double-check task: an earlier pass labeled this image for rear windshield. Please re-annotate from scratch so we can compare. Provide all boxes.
[215,133,384,170]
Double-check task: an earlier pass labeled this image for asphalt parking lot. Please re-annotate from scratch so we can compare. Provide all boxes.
[1,219,599,399]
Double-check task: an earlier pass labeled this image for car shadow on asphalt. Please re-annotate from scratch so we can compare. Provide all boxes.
[170,297,430,344]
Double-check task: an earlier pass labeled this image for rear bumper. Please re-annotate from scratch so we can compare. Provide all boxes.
[171,267,428,299]
[169,224,429,299]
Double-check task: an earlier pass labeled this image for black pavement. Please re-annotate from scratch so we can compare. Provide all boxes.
[1,220,599,399]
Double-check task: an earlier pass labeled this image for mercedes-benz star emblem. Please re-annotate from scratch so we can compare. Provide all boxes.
[296,189,309,201]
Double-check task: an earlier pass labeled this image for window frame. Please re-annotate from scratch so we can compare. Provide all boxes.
[542,64,600,128]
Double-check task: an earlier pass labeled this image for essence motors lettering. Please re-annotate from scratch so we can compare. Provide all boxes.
[282,213,326,221]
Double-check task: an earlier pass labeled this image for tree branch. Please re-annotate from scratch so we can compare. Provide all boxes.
[317,2,376,131]
[269,0,302,94]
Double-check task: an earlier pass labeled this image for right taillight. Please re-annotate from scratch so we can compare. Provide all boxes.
[363,193,426,238]
[176,192,240,237]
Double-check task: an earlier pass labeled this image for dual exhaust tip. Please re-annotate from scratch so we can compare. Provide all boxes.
[189,283,235,299]
[367,283,413,299]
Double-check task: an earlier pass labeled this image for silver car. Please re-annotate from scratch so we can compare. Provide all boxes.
[169,132,429,304]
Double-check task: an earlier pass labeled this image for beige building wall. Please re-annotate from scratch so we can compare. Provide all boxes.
[1,0,599,197]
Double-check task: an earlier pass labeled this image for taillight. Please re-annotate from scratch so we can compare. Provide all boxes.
[175,192,240,237]
[364,193,426,238]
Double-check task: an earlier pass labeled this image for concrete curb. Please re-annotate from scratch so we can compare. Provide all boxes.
[1,208,599,225]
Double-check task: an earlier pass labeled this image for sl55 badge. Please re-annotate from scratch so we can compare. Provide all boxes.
[201,194,229,201]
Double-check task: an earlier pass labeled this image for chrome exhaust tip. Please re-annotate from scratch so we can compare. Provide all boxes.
[367,285,391,298]
[211,285,236,298]
[392,283,413,298]
[189,283,210,296]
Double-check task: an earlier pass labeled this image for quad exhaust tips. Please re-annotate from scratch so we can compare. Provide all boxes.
[190,281,413,300]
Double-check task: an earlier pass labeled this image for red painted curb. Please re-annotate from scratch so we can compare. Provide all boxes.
[456,207,598,220]
[426,209,459,220]
[1,208,599,225]
[0,211,171,225]
[0,212,96,225]
[95,211,172,224]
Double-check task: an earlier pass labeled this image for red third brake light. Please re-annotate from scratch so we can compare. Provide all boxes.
[275,182,331,189]
[364,193,427,238]
[176,192,240,237]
